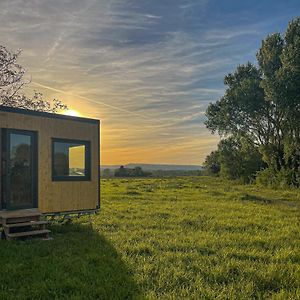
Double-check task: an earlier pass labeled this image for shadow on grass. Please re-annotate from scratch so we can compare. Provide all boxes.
[240,193,272,204]
[0,223,139,299]
[240,193,299,209]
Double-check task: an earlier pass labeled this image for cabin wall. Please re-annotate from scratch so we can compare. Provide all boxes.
[0,110,100,213]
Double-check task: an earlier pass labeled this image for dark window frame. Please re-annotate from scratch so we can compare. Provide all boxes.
[52,138,91,182]
[1,128,38,210]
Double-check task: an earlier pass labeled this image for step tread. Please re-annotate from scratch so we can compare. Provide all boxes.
[0,209,41,220]
[7,229,50,238]
[4,221,48,228]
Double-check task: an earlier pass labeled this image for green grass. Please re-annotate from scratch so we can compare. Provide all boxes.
[0,177,299,299]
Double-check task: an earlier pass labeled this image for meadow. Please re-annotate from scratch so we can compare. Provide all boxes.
[0,176,299,299]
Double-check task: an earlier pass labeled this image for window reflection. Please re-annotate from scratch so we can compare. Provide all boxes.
[53,140,90,180]
[10,133,32,206]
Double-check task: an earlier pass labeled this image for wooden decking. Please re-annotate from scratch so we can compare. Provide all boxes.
[0,209,51,240]
[0,209,41,222]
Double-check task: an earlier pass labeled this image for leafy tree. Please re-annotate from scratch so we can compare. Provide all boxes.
[218,137,265,182]
[205,18,300,186]
[0,45,67,112]
[203,150,220,175]
[102,168,112,178]
[115,166,128,177]
[204,137,265,182]
[114,166,151,177]
[133,167,143,177]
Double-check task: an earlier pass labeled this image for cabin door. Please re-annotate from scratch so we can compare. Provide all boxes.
[1,129,38,210]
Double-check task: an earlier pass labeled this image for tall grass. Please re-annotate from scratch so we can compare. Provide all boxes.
[0,177,299,299]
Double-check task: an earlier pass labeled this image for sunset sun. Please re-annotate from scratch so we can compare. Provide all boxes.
[63,109,81,117]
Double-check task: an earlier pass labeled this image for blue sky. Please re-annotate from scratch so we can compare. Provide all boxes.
[1,0,299,164]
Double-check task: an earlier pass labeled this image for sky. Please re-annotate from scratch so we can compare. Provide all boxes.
[0,0,299,165]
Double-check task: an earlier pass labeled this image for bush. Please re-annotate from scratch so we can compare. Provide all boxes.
[256,168,300,188]
[204,137,265,183]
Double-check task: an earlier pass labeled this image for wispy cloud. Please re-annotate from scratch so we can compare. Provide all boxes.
[31,81,153,120]
[1,0,299,164]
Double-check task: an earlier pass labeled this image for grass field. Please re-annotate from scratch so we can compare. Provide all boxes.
[0,177,299,299]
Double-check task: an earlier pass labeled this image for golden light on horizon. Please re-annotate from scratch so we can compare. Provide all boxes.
[63,109,82,117]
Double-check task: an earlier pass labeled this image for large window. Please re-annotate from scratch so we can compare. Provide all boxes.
[52,138,91,181]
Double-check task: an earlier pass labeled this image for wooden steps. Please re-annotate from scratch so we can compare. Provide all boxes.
[4,220,48,228]
[0,209,51,240]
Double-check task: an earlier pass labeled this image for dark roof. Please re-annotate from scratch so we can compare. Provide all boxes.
[0,105,99,124]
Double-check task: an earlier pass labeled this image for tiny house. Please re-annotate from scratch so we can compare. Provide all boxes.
[0,105,100,221]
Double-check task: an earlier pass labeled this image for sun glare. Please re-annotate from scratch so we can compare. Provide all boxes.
[63,109,81,117]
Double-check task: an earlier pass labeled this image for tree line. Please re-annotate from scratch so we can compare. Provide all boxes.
[204,17,300,187]
[102,166,202,178]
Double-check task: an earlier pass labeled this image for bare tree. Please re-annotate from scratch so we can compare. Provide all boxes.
[0,45,67,112]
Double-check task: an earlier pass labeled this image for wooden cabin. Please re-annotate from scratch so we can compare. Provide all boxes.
[0,105,100,239]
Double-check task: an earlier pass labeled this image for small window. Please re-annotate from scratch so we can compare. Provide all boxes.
[52,138,91,181]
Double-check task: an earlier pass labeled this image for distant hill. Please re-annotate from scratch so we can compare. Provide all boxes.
[101,163,203,171]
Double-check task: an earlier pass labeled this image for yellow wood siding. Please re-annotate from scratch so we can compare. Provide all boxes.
[0,110,99,213]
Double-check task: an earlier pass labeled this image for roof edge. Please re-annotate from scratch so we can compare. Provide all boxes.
[0,105,100,124]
